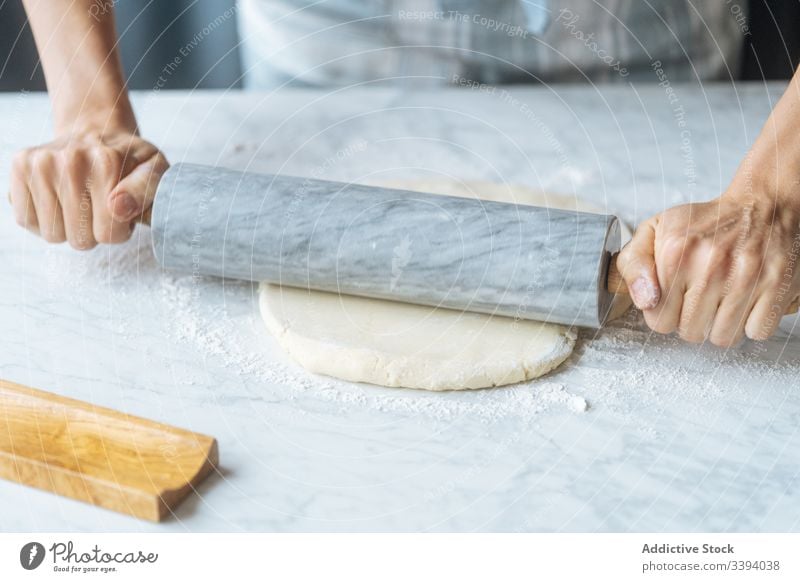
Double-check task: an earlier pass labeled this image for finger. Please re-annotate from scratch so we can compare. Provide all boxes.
[708,252,762,347]
[91,186,133,244]
[616,216,661,309]
[745,290,787,341]
[57,157,96,250]
[709,291,755,348]
[643,272,685,335]
[87,157,133,245]
[29,153,66,243]
[678,282,722,343]
[9,154,39,233]
[108,151,169,223]
[644,219,696,335]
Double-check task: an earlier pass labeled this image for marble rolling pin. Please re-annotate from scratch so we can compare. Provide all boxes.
[148,163,626,327]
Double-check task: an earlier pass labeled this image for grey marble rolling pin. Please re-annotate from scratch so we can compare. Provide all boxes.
[149,163,624,328]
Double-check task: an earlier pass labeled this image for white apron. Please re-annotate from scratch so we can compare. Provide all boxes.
[237,0,745,88]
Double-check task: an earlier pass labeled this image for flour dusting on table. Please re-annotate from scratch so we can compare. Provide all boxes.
[56,233,800,431]
[154,263,800,432]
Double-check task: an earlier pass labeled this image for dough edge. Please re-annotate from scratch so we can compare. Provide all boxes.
[259,285,577,391]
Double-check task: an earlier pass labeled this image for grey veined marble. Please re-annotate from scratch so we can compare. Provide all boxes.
[151,163,620,328]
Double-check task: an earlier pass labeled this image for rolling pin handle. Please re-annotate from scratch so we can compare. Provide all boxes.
[138,205,153,226]
[785,295,800,316]
[606,253,628,296]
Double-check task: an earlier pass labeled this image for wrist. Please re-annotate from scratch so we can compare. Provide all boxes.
[740,92,800,206]
[54,102,138,137]
[52,74,137,136]
[726,134,800,209]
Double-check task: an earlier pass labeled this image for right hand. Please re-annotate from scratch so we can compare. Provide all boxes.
[9,129,169,249]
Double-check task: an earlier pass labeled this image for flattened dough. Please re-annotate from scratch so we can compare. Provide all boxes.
[259,181,632,391]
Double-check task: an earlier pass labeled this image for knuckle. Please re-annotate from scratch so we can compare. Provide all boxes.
[709,246,733,275]
[30,148,55,169]
[678,327,705,344]
[12,202,37,230]
[691,238,732,279]
[11,149,31,174]
[645,312,676,335]
[69,236,97,251]
[709,333,739,348]
[659,278,684,301]
[93,230,111,244]
[94,228,115,244]
[41,229,65,244]
[661,235,688,260]
[58,147,85,168]
[677,311,706,342]
[94,218,133,244]
[658,236,689,276]
[746,328,772,342]
[732,249,763,281]
[91,147,123,177]
[764,256,791,288]
[691,238,715,264]
[14,211,30,229]
[651,321,676,335]
[151,151,170,172]
[745,316,776,341]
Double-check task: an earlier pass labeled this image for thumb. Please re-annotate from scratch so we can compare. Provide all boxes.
[616,216,661,310]
[107,151,169,222]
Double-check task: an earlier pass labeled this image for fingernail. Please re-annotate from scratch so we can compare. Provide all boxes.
[110,192,139,221]
[631,276,660,310]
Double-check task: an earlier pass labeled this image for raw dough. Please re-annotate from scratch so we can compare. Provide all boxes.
[259,180,632,391]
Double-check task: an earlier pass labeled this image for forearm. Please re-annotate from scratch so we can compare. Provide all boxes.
[22,0,136,134]
[733,67,800,204]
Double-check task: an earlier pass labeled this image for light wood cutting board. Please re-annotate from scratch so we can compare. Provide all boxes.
[0,379,218,522]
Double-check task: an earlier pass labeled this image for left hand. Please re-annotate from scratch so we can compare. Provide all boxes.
[616,187,800,347]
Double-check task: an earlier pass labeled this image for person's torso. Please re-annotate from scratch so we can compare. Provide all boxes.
[237,0,746,88]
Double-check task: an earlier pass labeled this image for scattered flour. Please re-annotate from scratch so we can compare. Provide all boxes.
[154,265,800,430]
[540,383,590,413]
[157,271,593,423]
[50,233,800,429]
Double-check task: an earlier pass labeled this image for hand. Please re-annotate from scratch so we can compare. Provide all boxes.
[617,191,800,347]
[9,129,169,249]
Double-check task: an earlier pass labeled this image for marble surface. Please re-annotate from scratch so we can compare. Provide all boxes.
[1,83,799,532]
[153,163,618,327]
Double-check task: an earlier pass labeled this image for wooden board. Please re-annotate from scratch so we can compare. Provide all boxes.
[0,380,219,522]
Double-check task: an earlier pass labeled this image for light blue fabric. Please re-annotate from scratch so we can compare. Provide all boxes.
[237,0,745,89]
[521,0,550,35]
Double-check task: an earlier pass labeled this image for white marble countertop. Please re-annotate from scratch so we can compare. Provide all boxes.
[1,83,799,532]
